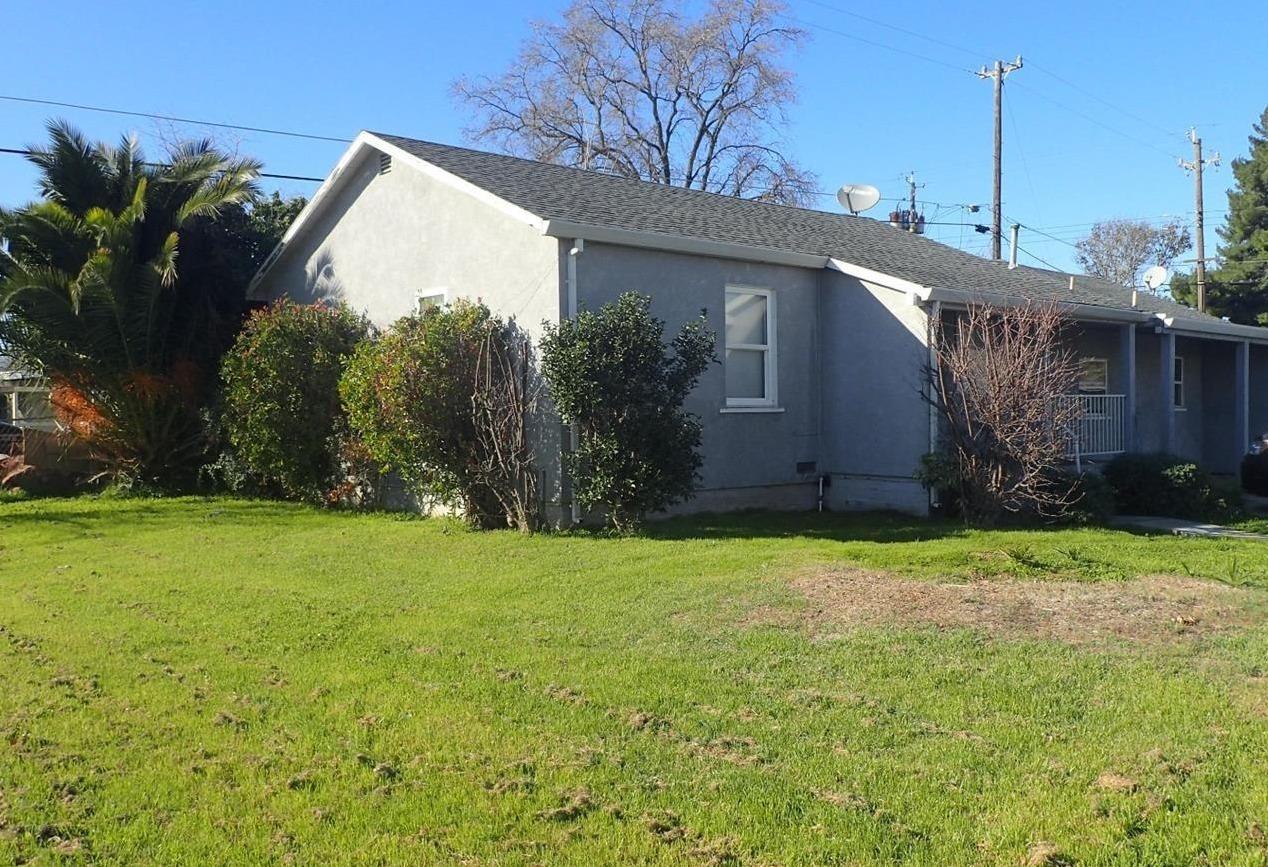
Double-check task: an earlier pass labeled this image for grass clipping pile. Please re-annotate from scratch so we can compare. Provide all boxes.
[759,567,1266,647]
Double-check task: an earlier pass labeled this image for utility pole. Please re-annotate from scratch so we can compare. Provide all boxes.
[905,171,925,233]
[1178,128,1220,312]
[977,56,1023,260]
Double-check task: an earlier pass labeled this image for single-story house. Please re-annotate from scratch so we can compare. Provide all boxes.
[0,362,53,432]
[250,131,1268,520]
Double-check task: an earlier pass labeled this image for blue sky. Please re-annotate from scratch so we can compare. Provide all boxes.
[2,0,1263,274]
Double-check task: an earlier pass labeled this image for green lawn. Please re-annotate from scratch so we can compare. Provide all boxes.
[2,498,1268,865]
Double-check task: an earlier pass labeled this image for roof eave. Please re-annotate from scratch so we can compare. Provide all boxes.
[1158,314,1268,343]
[923,286,1154,324]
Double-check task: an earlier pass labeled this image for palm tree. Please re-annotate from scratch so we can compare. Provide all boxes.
[0,120,261,485]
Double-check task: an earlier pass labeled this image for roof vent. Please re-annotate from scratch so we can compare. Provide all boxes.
[378,153,392,175]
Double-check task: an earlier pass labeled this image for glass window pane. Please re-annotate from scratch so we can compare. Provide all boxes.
[1078,359,1107,394]
[726,291,767,346]
[1174,357,1183,382]
[726,348,766,399]
[15,391,50,422]
[0,394,12,424]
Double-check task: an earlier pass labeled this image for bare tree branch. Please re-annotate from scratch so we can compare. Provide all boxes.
[1075,219,1192,289]
[926,302,1083,525]
[452,0,815,206]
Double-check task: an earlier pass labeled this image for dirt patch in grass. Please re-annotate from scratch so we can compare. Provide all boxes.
[754,567,1267,647]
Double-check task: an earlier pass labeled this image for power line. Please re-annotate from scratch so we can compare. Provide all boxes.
[788,14,974,73]
[1013,243,1062,270]
[1008,81,1180,160]
[797,0,983,60]
[0,94,351,144]
[1027,60,1179,139]
[0,146,324,183]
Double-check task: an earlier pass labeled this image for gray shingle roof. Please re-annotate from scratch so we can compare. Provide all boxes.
[375,133,1209,322]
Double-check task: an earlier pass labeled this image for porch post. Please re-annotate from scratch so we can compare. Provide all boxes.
[1120,324,1136,452]
[1160,330,1176,453]
[1236,340,1250,468]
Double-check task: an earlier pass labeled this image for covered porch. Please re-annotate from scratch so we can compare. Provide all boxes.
[1066,317,1268,473]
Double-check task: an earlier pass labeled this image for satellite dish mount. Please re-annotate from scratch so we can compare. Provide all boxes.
[1143,266,1169,292]
[836,184,881,216]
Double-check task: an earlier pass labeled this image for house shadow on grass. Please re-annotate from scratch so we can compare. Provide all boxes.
[0,495,314,534]
[642,509,976,545]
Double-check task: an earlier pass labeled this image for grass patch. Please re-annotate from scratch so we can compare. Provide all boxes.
[2,497,1268,864]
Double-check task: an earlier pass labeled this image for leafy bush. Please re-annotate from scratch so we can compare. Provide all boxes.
[1102,452,1232,521]
[220,300,370,502]
[540,292,715,531]
[1064,470,1116,524]
[1241,451,1268,496]
[340,301,539,530]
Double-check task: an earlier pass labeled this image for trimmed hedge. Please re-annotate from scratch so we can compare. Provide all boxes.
[1241,451,1268,496]
[1102,452,1232,521]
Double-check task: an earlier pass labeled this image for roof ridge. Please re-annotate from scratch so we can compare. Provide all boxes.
[370,130,884,223]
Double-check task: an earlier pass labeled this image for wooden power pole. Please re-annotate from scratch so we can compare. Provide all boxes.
[977,56,1023,260]
[1179,128,1220,312]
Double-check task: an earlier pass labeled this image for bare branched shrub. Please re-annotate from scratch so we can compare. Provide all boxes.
[471,326,541,533]
[926,302,1082,525]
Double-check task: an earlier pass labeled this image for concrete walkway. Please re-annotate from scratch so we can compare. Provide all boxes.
[1110,515,1268,540]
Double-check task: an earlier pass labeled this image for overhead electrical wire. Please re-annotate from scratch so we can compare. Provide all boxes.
[786,14,975,73]
[0,146,325,183]
[797,0,984,59]
[0,94,351,144]
[1013,244,1062,270]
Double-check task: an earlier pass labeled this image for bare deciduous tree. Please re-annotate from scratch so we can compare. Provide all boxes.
[926,302,1083,526]
[1075,219,1192,289]
[471,325,541,532]
[452,0,817,205]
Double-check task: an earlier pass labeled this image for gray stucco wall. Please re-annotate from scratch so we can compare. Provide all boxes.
[251,146,566,512]
[1252,345,1268,440]
[822,273,929,512]
[252,148,561,339]
[1200,340,1238,472]
[573,242,823,509]
[1070,323,1128,394]
[1174,336,1205,462]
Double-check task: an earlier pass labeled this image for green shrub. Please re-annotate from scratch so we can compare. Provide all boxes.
[1065,470,1116,524]
[1102,452,1232,521]
[220,300,370,502]
[1241,451,1268,496]
[540,292,715,531]
[339,301,539,530]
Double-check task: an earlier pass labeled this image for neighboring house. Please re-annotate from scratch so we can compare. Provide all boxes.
[0,361,54,432]
[250,131,1268,518]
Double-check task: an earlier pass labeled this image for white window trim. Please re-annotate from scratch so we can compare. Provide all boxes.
[1174,355,1186,410]
[416,287,448,312]
[724,284,778,410]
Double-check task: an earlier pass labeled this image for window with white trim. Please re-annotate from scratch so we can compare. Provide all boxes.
[1077,357,1108,395]
[724,286,776,407]
[1174,356,1185,409]
[416,288,448,312]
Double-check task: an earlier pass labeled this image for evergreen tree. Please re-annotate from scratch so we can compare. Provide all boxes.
[1173,107,1268,323]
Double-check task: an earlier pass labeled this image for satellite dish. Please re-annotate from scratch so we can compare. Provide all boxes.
[837,184,881,215]
[1143,266,1169,291]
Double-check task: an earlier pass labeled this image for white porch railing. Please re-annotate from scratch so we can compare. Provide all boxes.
[1059,394,1127,458]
